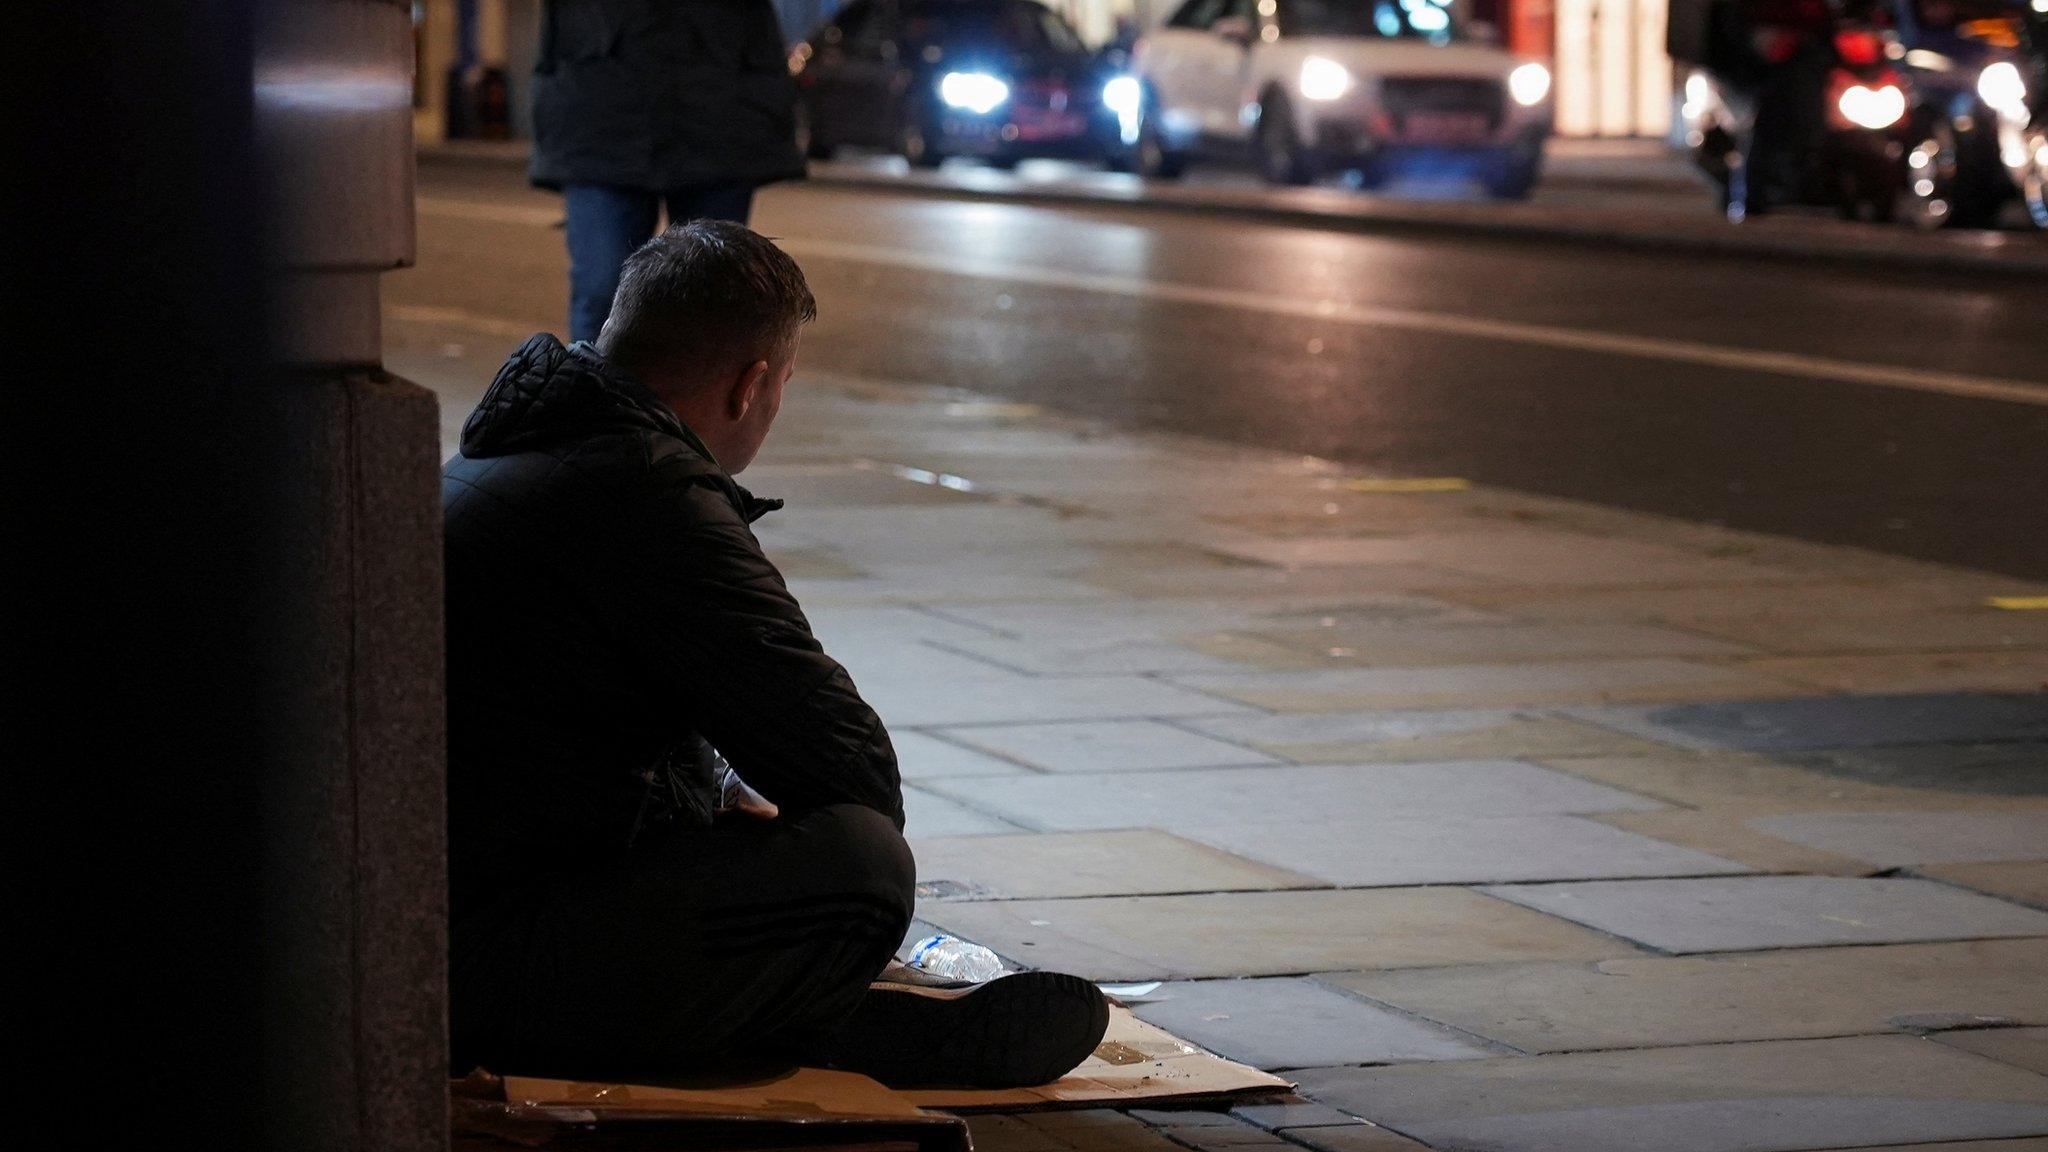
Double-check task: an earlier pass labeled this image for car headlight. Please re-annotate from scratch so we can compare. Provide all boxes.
[1102,75,1143,144]
[1838,82,1906,130]
[1102,75,1142,117]
[1299,56,1353,102]
[1979,61,2029,122]
[939,71,1009,114]
[1509,62,1551,107]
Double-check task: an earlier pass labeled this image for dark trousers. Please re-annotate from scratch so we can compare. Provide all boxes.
[564,181,757,343]
[450,804,915,1078]
[1734,45,1831,214]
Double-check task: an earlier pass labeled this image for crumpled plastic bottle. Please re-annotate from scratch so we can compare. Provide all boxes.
[905,933,1008,983]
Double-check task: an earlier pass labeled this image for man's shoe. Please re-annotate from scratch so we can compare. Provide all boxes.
[811,971,1110,1088]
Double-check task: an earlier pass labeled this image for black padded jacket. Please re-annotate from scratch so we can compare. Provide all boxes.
[529,0,806,192]
[441,334,902,916]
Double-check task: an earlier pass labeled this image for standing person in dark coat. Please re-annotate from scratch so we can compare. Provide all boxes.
[442,221,1110,1086]
[1715,0,1838,218]
[531,0,808,342]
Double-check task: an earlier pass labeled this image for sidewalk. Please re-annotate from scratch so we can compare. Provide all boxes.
[751,371,2048,1152]
[394,327,2048,1149]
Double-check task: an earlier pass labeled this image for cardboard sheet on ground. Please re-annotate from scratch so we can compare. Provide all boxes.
[460,1006,1287,1145]
[460,1067,968,1151]
[904,1005,1292,1111]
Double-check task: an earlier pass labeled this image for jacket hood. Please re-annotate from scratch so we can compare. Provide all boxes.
[461,334,686,458]
[458,333,784,521]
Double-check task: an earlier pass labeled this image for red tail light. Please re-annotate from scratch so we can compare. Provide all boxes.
[1835,30,1883,66]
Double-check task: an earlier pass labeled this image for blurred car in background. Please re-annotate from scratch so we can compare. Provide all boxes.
[790,0,1131,169]
[1126,0,1553,196]
[1680,19,1915,221]
[1680,0,2032,226]
[1885,0,2032,227]
[1990,0,2047,226]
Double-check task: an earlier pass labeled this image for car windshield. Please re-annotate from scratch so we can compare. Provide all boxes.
[907,1,1086,52]
[1281,0,1466,40]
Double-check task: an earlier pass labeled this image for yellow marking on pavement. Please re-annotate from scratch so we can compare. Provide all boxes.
[1989,596,2048,610]
[1347,477,1471,493]
[407,197,2048,408]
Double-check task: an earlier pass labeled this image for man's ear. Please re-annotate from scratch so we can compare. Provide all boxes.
[729,359,771,420]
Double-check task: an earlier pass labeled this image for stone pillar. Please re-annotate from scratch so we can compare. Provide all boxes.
[256,2,449,1149]
[6,1,445,1147]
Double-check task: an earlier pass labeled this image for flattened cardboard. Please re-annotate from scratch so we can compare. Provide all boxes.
[456,1006,1287,1148]
[502,1067,931,1120]
[467,1068,968,1152]
[903,1005,1293,1112]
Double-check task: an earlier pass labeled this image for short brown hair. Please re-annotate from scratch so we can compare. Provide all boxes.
[597,220,816,384]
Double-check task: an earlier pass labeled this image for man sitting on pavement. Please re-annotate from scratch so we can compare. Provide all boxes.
[441,221,1109,1085]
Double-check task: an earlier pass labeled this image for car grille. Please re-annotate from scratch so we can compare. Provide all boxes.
[1380,77,1504,131]
[1013,79,1074,114]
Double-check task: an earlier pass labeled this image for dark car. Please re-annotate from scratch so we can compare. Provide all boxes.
[791,0,1133,168]
[1884,0,2031,227]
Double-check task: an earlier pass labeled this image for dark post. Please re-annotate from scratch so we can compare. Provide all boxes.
[6,1,447,1147]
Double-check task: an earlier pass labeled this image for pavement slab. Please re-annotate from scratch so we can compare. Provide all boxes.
[1739,651,2048,695]
[1190,815,1750,887]
[1169,659,1808,712]
[1227,1100,1365,1130]
[1745,812,2048,867]
[1936,1028,2048,1076]
[1794,1131,2048,1139]
[1571,692,2048,753]
[911,829,1318,899]
[858,672,1251,728]
[1479,876,2048,954]
[922,594,1493,646]
[1213,620,1761,667]
[1918,862,2048,910]
[932,636,1256,676]
[1205,532,1800,587]
[915,888,1637,980]
[1290,1035,2048,1152]
[1183,709,1677,763]
[1128,977,1497,1069]
[1431,579,2030,625]
[938,719,1281,773]
[1072,561,1490,600]
[1279,1125,1435,1152]
[1537,752,2038,811]
[902,785,1022,837]
[1327,939,2048,1053]
[1793,743,2048,796]
[1590,808,1886,875]
[916,762,1665,835]
[890,730,1032,779]
[1675,609,2048,655]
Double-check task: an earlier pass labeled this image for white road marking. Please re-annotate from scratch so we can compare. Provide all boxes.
[413,195,2048,408]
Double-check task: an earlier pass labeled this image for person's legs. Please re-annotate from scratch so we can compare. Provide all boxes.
[562,184,661,342]
[450,803,913,1078]
[664,180,756,229]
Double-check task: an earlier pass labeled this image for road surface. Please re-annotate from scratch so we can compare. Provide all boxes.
[393,157,2048,578]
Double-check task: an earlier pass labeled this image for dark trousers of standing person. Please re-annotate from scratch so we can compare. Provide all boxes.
[448,803,914,1079]
[1733,43,1831,216]
[564,180,756,342]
